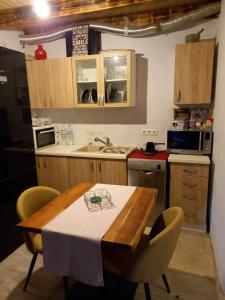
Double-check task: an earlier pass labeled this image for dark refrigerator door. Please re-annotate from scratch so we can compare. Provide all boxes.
[0,47,37,260]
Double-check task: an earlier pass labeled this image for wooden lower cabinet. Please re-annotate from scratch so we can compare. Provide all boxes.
[170,162,209,230]
[68,157,127,186]
[36,156,70,192]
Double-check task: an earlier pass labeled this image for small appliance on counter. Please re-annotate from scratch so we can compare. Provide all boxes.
[145,142,166,155]
[33,125,56,150]
[167,129,213,155]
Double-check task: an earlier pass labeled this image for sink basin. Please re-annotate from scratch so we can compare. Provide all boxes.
[102,147,131,154]
[75,145,105,152]
[72,145,133,155]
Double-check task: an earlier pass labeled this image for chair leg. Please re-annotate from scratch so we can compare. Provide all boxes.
[23,252,38,292]
[162,273,171,294]
[144,283,152,300]
[63,276,69,298]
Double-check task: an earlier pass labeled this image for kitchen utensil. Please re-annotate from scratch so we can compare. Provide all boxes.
[91,88,97,103]
[107,83,112,102]
[81,89,90,103]
[145,142,156,154]
[185,28,204,43]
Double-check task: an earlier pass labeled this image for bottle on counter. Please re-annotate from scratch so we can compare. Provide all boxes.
[66,125,74,145]
[60,128,67,145]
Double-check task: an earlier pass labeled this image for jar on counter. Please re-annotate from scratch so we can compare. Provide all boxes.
[189,118,196,129]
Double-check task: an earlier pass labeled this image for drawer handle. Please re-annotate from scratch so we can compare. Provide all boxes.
[183,168,197,174]
[44,159,47,168]
[182,194,196,201]
[176,89,181,102]
[90,161,94,172]
[182,182,197,188]
[142,171,153,175]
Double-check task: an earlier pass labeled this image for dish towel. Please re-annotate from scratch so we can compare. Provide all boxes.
[42,183,136,286]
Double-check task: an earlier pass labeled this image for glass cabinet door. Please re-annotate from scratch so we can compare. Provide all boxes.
[102,54,128,106]
[73,56,99,106]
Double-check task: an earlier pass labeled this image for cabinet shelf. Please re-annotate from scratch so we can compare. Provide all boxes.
[105,79,127,82]
[77,81,97,84]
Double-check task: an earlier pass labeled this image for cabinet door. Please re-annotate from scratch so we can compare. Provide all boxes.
[174,40,215,104]
[97,159,127,185]
[72,55,101,108]
[68,157,97,186]
[26,58,74,108]
[26,60,50,108]
[36,156,49,185]
[48,58,74,108]
[100,50,136,107]
[36,156,70,192]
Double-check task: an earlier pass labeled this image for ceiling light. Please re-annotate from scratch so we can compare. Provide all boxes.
[33,0,50,18]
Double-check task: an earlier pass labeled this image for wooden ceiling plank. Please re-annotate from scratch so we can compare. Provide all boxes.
[0,0,218,31]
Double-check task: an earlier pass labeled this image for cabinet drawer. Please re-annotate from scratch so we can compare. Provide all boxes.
[171,163,209,177]
[170,187,207,225]
[172,174,208,190]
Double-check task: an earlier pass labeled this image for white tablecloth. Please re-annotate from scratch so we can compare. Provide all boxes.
[42,183,136,286]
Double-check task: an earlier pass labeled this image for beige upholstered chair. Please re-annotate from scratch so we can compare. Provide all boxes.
[103,207,184,300]
[16,186,60,292]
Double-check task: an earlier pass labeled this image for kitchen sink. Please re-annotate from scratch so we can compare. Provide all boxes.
[73,145,133,155]
[75,145,105,152]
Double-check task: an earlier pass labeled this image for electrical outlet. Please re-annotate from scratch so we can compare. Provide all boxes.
[141,129,158,136]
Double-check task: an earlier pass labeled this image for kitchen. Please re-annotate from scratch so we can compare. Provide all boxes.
[0,0,225,299]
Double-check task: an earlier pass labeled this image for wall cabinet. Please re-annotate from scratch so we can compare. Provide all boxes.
[68,157,128,186]
[170,162,209,230]
[72,50,136,108]
[174,40,215,105]
[26,58,74,108]
[36,156,70,192]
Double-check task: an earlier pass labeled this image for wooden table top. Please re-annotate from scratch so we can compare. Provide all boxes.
[17,183,157,251]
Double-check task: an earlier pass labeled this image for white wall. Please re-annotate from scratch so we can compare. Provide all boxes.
[0,30,33,55]
[210,0,225,293]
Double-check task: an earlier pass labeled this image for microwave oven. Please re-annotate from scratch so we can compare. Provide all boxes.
[167,129,213,155]
[33,125,56,150]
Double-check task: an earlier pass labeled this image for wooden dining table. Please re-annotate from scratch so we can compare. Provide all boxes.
[17,182,158,252]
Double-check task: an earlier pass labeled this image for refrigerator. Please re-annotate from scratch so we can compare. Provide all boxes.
[0,46,37,260]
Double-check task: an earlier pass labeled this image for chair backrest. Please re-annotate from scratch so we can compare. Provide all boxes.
[126,207,184,283]
[16,186,60,253]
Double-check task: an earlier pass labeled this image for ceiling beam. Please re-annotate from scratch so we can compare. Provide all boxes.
[0,0,218,31]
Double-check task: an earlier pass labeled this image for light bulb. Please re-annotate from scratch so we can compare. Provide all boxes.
[33,0,50,18]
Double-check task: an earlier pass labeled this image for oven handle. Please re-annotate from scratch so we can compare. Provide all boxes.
[39,130,55,134]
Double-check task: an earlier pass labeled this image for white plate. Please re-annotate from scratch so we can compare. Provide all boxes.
[107,83,112,102]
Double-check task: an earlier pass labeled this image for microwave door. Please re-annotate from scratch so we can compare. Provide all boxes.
[167,131,201,154]
[36,128,55,149]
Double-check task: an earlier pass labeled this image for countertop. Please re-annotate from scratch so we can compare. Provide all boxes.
[128,149,169,160]
[168,154,210,165]
[35,145,135,160]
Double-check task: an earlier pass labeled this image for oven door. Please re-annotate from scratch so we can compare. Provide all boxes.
[34,127,56,149]
[167,130,201,154]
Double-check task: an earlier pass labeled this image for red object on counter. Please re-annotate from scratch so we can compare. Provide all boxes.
[128,149,169,160]
[35,44,47,60]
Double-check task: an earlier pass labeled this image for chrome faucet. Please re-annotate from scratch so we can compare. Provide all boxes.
[94,137,113,147]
